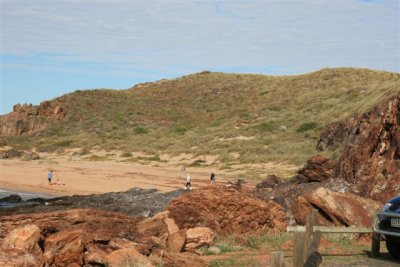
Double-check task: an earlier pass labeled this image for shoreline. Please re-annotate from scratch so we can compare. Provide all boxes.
[0,158,233,197]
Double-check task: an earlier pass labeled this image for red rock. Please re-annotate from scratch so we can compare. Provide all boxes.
[43,229,88,266]
[2,224,41,253]
[154,251,207,267]
[292,187,381,227]
[294,155,335,182]
[83,243,108,265]
[330,93,400,202]
[0,101,66,136]
[0,249,44,267]
[167,230,187,253]
[106,248,153,267]
[167,185,287,235]
[185,227,215,250]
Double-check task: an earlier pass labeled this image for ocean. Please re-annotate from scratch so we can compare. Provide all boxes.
[0,188,53,208]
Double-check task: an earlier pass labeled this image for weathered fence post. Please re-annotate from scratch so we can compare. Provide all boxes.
[270,251,285,267]
[371,232,381,258]
[293,209,319,267]
[304,209,317,261]
[293,231,306,267]
[303,230,322,267]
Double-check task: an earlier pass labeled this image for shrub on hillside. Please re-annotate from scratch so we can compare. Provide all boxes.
[133,126,148,134]
[296,122,317,133]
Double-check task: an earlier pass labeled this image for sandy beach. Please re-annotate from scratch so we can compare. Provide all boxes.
[0,148,299,197]
[0,159,222,196]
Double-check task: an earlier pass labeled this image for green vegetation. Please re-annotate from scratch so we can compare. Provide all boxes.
[296,122,318,133]
[2,68,399,166]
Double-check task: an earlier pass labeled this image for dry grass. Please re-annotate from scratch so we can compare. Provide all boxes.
[3,68,399,165]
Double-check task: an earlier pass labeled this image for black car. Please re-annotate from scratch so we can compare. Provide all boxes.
[373,195,400,259]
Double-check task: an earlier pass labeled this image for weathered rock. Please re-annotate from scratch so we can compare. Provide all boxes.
[255,175,282,189]
[292,187,381,227]
[167,185,288,235]
[2,224,41,254]
[167,230,187,253]
[155,251,207,267]
[5,148,21,158]
[0,187,183,217]
[22,151,40,160]
[333,92,400,202]
[109,238,151,255]
[43,229,88,266]
[317,117,356,151]
[0,249,44,267]
[0,101,66,136]
[185,227,215,250]
[106,248,153,267]
[293,155,335,183]
[0,194,22,203]
[83,243,108,265]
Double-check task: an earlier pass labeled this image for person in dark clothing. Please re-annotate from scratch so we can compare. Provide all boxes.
[210,172,215,184]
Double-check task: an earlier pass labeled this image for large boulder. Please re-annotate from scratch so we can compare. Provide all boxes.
[167,185,287,235]
[185,227,214,250]
[2,224,41,254]
[292,187,381,227]
[293,155,335,183]
[43,229,88,266]
[167,230,187,253]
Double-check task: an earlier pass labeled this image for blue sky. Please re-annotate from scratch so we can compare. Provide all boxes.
[0,0,399,114]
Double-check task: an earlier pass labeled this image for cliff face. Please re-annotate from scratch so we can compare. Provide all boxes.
[334,92,400,202]
[0,101,66,136]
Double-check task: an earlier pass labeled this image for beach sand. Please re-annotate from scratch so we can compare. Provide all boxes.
[0,148,298,197]
[0,158,230,196]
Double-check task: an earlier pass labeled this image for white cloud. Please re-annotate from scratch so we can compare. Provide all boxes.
[0,0,399,75]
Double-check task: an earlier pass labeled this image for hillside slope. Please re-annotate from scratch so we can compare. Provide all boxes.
[1,68,399,166]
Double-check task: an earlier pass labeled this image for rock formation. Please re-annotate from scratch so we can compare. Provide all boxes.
[334,93,400,202]
[293,155,335,183]
[167,185,288,235]
[0,101,66,136]
[292,187,381,227]
[0,209,207,267]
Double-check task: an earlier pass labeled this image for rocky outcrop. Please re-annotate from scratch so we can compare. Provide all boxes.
[167,185,287,235]
[292,187,381,227]
[333,93,400,202]
[0,187,183,217]
[316,117,356,151]
[0,101,66,136]
[293,155,335,183]
[0,148,39,160]
[255,175,282,190]
[0,209,207,267]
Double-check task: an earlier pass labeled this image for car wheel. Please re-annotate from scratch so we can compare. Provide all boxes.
[386,238,400,260]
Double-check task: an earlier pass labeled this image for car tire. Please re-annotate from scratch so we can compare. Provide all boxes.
[386,238,400,260]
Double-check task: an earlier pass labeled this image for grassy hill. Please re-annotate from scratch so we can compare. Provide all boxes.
[4,68,400,167]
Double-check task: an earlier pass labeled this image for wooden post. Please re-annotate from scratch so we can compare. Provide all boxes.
[371,233,381,258]
[304,209,317,261]
[304,230,322,267]
[293,231,306,267]
[270,251,285,267]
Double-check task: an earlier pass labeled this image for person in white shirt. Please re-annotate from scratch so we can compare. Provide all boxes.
[185,173,191,190]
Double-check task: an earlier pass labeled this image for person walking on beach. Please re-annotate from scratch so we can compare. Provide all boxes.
[185,173,191,190]
[210,171,215,184]
[48,170,53,185]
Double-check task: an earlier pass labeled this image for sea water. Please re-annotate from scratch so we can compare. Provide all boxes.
[0,188,53,208]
